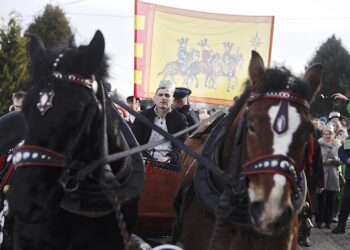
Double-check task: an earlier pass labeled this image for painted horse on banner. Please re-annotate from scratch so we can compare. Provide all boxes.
[171,51,323,250]
[8,31,144,250]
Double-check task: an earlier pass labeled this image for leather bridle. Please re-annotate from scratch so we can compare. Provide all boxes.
[241,89,309,214]
[13,71,100,176]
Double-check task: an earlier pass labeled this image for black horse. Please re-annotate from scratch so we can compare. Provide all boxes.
[7,30,144,250]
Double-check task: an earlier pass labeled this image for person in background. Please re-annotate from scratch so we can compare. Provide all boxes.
[333,129,350,234]
[316,124,342,229]
[298,118,325,247]
[328,111,343,134]
[312,117,323,139]
[198,108,210,121]
[319,117,327,132]
[231,96,240,106]
[131,80,188,165]
[126,96,141,124]
[340,115,349,132]
[331,98,350,233]
[9,91,26,112]
[173,87,199,131]
[105,82,127,119]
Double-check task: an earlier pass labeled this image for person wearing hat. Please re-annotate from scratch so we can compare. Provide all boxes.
[9,91,27,112]
[131,80,188,165]
[173,87,199,131]
[126,96,141,124]
[316,124,342,229]
[332,93,350,114]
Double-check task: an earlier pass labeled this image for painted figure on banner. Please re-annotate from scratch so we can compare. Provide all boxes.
[221,42,244,92]
[158,38,245,93]
[198,39,222,89]
[157,37,189,82]
[183,48,201,88]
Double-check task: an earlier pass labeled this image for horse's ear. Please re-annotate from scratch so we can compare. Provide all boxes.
[303,64,323,102]
[27,33,46,61]
[248,50,265,88]
[87,30,105,74]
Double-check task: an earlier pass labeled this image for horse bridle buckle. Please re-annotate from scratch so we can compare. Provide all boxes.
[59,169,80,193]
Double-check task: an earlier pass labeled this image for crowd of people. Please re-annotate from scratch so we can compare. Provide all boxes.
[297,92,350,247]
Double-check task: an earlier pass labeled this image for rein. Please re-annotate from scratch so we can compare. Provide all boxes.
[76,108,225,181]
[109,98,231,182]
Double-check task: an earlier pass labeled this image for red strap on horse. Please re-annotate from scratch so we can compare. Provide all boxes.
[0,154,7,171]
[303,135,314,176]
[0,163,14,190]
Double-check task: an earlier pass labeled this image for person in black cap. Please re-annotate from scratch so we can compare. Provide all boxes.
[126,96,141,124]
[173,87,199,132]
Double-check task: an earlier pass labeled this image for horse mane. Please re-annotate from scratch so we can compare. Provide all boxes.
[228,80,251,118]
[227,66,312,119]
[257,67,312,101]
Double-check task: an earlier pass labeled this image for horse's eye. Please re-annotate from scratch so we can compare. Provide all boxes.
[248,124,256,133]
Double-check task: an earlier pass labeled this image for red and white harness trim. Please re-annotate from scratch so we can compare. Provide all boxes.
[13,145,66,169]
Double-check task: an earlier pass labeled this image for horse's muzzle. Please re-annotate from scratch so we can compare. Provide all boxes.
[250,201,292,235]
[12,199,52,224]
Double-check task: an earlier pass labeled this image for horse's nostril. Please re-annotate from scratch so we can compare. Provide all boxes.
[272,206,293,232]
[250,201,265,224]
[21,202,47,222]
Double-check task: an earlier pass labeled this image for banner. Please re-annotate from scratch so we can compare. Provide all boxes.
[134,1,274,105]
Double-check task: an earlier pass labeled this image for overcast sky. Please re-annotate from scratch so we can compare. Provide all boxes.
[2,0,350,98]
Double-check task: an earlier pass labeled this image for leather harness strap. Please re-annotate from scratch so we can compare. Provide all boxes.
[13,145,66,168]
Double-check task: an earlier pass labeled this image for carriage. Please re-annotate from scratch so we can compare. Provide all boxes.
[0,30,323,250]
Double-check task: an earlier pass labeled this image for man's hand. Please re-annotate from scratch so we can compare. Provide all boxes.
[332,93,349,102]
[158,156,171,163]
[346,158,350,165]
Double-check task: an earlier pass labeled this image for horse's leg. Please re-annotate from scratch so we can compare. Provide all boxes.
[195,76,199,88]
[231,75,238,90]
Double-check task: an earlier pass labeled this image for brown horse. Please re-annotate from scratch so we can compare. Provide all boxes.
[172,51,323,250]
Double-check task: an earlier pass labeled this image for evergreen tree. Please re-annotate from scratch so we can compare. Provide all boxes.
[26,4,73,49]
[0,14,29,116]
[307,35,350,117]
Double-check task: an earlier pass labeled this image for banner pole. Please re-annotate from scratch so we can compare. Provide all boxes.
[133,0,137,98]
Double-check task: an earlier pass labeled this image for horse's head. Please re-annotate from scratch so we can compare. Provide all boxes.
[8,31,127,223]
[224,51,322,235]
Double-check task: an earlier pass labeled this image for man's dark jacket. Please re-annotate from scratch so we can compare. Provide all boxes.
[131,107,188,164]
[177,104,199,129]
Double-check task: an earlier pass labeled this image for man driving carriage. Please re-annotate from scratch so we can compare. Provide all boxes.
[131,80,189,167]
